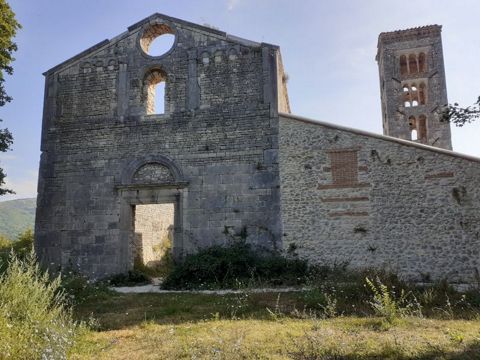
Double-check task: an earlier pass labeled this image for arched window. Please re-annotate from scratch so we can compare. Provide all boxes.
[418,115,427,140]
[404,101,411,107]
[412,100,418,107]
[409,54,418,74]
[144,69,167,115]
[411,84,417,91]
[419,83,426,105]
[403,86,409,92]
[400,55,408,75]
[418,52,427,73]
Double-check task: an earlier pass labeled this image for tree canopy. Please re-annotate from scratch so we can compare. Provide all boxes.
[442,97,480,127]
[0,0,21,196]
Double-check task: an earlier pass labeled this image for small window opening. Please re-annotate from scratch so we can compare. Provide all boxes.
[409,115,416,128]
[403,86,409,92]
[418,52,426,73]
[400,55,408,75]
[154,82,165,114]
[405,101,411,107]
[409,115,417,140]
[412,100,418,107]
[409,54,418,74]
[411,85,417,91]
[144,69,167,115]
[411,129,418,141]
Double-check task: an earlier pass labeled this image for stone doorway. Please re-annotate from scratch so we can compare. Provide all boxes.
[116,156,188,274]
[133,203,175,270]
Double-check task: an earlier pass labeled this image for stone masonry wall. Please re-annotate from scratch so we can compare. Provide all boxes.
[279,114,480,284]
[35,14,284,277]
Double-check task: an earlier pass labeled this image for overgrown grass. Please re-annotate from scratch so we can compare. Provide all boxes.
[0,251,83,359]
[3,236,480,358]
[69,275,480,358]
[71,306,480,359]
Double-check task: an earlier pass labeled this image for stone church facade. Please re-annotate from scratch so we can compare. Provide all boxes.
[35,14,480,284]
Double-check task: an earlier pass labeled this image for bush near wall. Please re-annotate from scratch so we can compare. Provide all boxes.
[162,241,310,290]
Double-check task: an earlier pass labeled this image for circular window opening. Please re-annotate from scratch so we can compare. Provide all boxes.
[140,24,175,57]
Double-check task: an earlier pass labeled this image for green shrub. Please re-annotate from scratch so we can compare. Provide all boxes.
[0,251,79,358]
[12,228,34,257]
[162,241,310,290]
[0,234,10,249]
[108,270,151,287]
[0,229,34,275]
[60,271,115,306]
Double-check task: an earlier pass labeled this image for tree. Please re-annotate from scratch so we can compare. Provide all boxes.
[0,0,21,195]
[442,97,480,127]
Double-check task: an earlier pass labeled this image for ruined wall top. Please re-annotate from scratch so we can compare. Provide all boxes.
[43,13,282,76]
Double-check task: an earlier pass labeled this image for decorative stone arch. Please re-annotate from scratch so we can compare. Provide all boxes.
[116,155,188,272]
[120,155,186,186]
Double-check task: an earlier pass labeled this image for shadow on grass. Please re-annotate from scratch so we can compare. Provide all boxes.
[73,291,302,330]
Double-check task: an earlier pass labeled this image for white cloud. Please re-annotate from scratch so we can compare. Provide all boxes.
[227,0,240,11]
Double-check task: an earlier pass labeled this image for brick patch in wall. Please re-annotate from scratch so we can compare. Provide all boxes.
[323,165,368,173]
[321,196,369,202]
[425,171,454,180]
[318,183,370,190]
[329,150,359,185]
[328,211,369,217]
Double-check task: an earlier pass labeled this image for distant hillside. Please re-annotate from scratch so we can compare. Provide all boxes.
[0,198,36,240]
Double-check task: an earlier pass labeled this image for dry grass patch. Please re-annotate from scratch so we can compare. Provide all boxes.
[71,317,480,359]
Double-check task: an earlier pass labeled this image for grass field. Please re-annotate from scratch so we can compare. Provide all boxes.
[70,291,480,359]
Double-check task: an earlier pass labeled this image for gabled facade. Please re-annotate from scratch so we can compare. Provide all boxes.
[36,13,289,276]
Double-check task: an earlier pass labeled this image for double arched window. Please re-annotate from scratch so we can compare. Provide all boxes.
[400,52,427,76]
[402,82,427,107]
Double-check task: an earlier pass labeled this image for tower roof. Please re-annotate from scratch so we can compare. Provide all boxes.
[376,25,442,60]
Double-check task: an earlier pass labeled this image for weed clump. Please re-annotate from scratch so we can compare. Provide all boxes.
[162,241,310,290]
[0,251,79,359]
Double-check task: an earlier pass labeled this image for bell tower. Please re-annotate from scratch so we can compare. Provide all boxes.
[376,25,452,150]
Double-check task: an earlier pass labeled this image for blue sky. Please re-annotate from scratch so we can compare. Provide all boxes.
[0,0,479,201]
